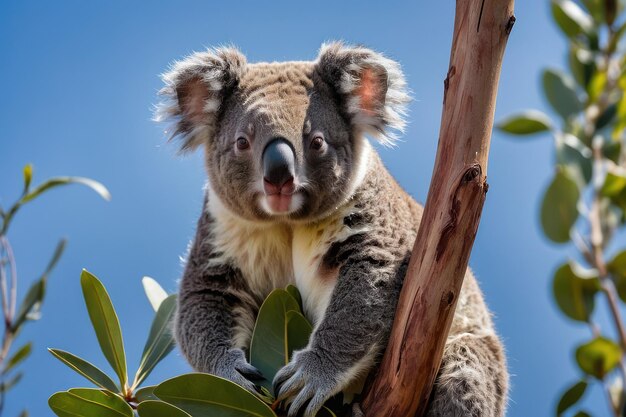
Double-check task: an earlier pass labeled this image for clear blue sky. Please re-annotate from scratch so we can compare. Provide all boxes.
[1,1,622,416]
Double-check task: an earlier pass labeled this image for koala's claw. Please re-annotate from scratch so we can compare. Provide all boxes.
[214,348,261,393]
[273,349,337,417]
[235,361,265,381]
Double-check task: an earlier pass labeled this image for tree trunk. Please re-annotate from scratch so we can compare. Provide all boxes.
[360,1,515,416]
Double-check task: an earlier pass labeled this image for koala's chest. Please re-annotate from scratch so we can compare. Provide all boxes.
[209,210,355,324]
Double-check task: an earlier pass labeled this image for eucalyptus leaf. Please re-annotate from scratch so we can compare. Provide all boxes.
[80,270,128,390]
[250,289,301,389]
[68,389,133,416]
[557,380,588,415]
[137,400,191,417]
[596,103,617,130]
[48,348,119,392]
[553,262,600,322]
[552,0,594,38]
[48,390,132,417]
[496,111,553,135]
[541,168,581,243]
[142,276,169,312]
[12,280,44,332]
[132,294,177,389]
[608,250,626,302]
[3,343,31,375]
[153,373,276,417]
[286,284,303,311]
[603,140,622,163]
[543,69,583,120]
[13,239,66,331]
[601,170,626,196]
[555,133,593,186]
[569,46,595,88]
[286,310,313,361]
[576,337,621,379]
[21,176,111,204]
[0,372,22,392]
[135,385,158,402]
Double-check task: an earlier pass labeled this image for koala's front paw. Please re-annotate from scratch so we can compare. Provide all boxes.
[273,348,339,417]
[213,348,264,393]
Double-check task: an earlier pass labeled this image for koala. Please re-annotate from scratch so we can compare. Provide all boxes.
[156,42,508,417]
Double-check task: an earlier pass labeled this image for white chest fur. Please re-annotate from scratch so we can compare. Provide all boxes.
[206,184,362,326]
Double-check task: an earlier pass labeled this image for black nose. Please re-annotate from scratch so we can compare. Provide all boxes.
[262,138,295,189]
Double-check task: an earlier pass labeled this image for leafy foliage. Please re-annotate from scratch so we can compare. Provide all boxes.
[0,165,109,416]
[497,1,626,415]
[49,271,339,416]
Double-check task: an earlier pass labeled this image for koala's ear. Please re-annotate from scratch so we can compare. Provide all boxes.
[155,47,247,152]
[315,42,410,146]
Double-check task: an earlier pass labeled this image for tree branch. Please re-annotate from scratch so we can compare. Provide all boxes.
[360,1,515,416]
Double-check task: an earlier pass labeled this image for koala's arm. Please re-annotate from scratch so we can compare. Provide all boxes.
[175,196,261,391]
[274,233,403,417]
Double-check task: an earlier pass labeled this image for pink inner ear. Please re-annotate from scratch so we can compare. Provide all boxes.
[356,68,381,116]
[180,78,210,125]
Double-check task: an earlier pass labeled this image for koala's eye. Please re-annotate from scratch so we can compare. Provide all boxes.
[236,137,250,151]
[310,135,325,151]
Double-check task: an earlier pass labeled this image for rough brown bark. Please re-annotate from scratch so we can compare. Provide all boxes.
[360,1,515,416]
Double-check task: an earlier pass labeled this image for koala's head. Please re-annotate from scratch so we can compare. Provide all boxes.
[156,42,409,223]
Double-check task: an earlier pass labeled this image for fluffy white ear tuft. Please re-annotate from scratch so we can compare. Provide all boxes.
[316,41,410,146]
[154,47,247,152]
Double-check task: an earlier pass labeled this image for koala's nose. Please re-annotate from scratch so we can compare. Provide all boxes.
[262,138,295,195]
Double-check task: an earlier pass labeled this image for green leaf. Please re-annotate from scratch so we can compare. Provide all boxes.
[608,251,626,302]
[557,380,588,415]
[80,270,128,390]
[555,133,593,186]
[603,139,622,163]
[153,373,276,417]
[250,289,301,389]
[569,46,595,88]
[68,389,133,416]
[601,170,626,196]
[137,401,191,417]
[573,412,592,417]
[582,0,604,22]
[12,280,45,332]
[13,239,66,330]
[48,390,132,417]
[48,348,119,392]
[22,164,32,196]
[496,111,553,135]
[135,386,158,402]
[0,372,22,392]
[552,0,594,38]
[596,103,617,130]
[142,277,168,312]
[543,69,583,120]
[21,176,111,204]
[285,284,303,311]
[587,70,607,103]
[41,239,67,281]
[553,262,600,322]
[3,343,31,375]
[541,168,581,243]
[576,337,621,379]
[132,295,177,389]
[286,311,312,361]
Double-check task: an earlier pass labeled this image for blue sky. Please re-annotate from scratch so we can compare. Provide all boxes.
[0,1,623,416]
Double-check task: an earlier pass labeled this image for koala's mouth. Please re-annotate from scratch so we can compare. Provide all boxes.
[261,181,304,215]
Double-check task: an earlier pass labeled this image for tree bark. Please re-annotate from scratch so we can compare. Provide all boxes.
[360,1,515,416]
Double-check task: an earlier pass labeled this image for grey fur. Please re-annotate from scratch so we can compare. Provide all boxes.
[158,42,508,417]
